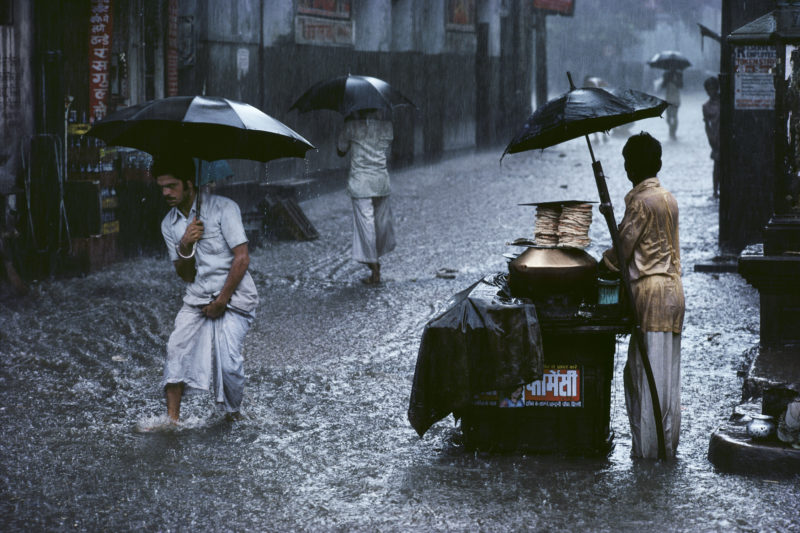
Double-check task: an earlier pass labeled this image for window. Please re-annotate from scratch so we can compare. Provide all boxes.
[446,0,475,32]
[0,0,13,26]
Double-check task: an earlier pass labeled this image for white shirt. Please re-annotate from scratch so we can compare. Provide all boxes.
[337,119,393,198]
[161,193,259,312]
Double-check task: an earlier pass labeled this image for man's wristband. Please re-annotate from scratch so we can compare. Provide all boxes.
[177,242,196,259]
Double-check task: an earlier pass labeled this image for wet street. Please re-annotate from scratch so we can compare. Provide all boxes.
[2,92,799,531]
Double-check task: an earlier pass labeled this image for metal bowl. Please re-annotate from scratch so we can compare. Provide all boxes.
[747,417,775,439]
[508,247,597,299]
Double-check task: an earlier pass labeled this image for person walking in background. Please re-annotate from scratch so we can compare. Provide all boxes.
[153,157,258,423]
[601,132,685,459]
[337,109,396,285]
[702,76,721,198]
[662,69,682,140]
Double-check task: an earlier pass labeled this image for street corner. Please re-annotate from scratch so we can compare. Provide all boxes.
[708,403,800,478]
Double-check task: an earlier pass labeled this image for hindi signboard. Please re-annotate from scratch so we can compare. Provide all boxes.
[297,0,350,19]
[533,0,575,16]
[295,15,353,46]
[88,0,113,122]
[166,0,178,96]
[473,364,583,408]
[734,45,777,110]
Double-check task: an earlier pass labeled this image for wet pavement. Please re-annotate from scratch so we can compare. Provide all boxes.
[2,92,799,531]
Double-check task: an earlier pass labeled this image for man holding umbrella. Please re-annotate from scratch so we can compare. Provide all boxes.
[153,156,259,423]
[337,109,396,285]
[291,74,413,285]
[600,132,685,458]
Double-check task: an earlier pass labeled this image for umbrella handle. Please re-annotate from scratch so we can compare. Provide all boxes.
[592,159,668,460]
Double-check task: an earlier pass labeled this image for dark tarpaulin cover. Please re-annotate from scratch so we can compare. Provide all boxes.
[407,274,544,437]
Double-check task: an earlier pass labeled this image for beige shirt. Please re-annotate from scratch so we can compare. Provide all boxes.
[337,119,393,198]
[602,178,685,333]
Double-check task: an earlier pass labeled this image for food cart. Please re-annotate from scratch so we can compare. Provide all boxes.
[409,202,630,457]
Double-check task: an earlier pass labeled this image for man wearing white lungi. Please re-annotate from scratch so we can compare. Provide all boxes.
[337,110,396,285]
[153,157,258,422]
[602,132,685,458]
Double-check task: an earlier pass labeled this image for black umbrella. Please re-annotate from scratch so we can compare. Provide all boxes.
[87,95,315,163]
[503,86,668,156]
[290,74,416,116]
[503,72,671,459]
[647,50,692,71]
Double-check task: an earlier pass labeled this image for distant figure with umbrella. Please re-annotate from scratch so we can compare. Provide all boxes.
[599,132,684,458]
[292,75,416,285]
[661,69,683,139]
[88,95,314,424]
[336,108,396,285]
[648,51,691,140]
[702,76,721,198]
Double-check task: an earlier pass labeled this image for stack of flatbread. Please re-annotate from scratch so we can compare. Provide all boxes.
[532,201,593,248]
[557,203,593,248]
[534,205,561,246]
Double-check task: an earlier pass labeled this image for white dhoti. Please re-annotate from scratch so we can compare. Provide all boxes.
[162,304,254,413]
[351,196,396,264]
[624,331,681,458]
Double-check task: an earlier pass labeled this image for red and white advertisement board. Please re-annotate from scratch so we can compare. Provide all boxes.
[88,0,113,123]
[473,364,583,408]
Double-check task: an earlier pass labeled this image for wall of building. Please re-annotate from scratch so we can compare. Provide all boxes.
[176,0,530,182]
[0,0,34,193]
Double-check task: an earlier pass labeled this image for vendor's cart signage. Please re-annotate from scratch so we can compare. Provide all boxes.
[88,0,113,122]
[734,46,776,110]
[473,364,583,408]
[526,365,581,406]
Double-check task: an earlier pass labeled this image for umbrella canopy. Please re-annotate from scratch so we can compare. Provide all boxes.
[503,87,668,156]
[87,96,315,163]
[195,159,233,186]
[289,74,416,116]
[647,50,692,71]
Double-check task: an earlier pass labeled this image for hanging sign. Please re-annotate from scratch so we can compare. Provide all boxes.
[734,45,777,110]
[88,0,114,122]
[533,0,575,16]
[166,0,178,96]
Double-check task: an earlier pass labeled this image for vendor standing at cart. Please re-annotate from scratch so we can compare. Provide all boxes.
[601,132,685,459]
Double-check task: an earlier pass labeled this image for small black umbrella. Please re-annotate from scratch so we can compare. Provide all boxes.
[503,73,671,459]
[88,95,314,163]
[290,74,416,116]
[647,50,692,71]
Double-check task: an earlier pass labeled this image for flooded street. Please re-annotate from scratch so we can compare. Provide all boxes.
[2,93,798,531]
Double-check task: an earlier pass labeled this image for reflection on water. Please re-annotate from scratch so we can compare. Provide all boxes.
[2,97,799,530]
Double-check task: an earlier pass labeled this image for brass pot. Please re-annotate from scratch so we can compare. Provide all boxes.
[508,247,598,299]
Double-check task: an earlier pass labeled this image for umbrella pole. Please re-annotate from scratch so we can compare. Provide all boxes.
[195,164,202,218]
[585,136,668,460]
